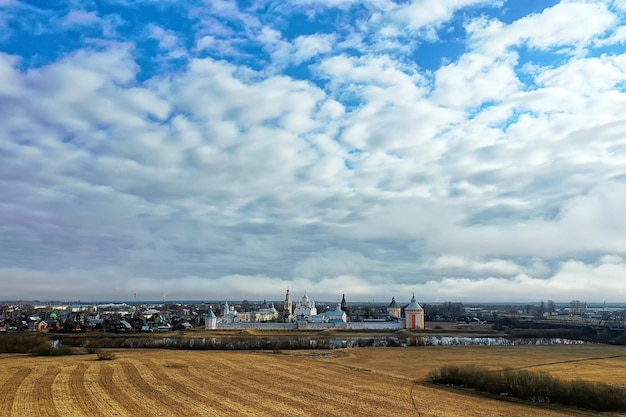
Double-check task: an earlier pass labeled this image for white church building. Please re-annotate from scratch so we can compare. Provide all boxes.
[293,292,317,320]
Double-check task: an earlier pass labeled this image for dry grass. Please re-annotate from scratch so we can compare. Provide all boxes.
[318,344,626,382]
[0,344,624,416]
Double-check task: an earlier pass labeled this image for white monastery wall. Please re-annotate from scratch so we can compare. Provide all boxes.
[215,321,405,331]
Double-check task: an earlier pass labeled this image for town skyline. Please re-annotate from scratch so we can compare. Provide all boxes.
[2,291,625,307]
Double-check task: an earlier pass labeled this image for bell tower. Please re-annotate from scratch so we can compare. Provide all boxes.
[283,288,293,322]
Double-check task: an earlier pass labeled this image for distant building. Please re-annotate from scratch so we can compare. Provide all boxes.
[283,289,293,322]
[387,297,401,318]
[258,300,278,322]
[205,308,216,330]
[325,302,347,323]
[340,293,349,321]
[207,290,424,331]
[405,294,424,330]
[293,293,317,320]
[220,300,238,323]
[236,301,279,322]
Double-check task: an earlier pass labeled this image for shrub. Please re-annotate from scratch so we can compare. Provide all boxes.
[85,340,102,354]
[0,333,48,353]
[428,365,626,412]
[49,345,75,356]
[31,342,74,356]
[97,351,116,361]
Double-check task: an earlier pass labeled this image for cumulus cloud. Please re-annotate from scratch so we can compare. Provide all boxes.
[427,182,626,259]
[391,0,498,32]
[467,2,617,56]
[62,10,100,27]
[292,34,336,62]
[148,24,188,60]
[420,257,626,302]
[428,256,523,276]
[2,0,626,302]
[432,52,521,108]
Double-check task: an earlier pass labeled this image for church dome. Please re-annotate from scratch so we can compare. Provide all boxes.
[300,293,314,308]
[405,295,422,310]
[388,297,399,308]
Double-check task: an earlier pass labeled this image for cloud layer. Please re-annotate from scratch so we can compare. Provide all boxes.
[2,0,626,302]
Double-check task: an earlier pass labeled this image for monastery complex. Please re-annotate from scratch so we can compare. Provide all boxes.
[205,290,424,331]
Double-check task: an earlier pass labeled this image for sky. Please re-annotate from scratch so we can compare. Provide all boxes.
[2,0,626,303]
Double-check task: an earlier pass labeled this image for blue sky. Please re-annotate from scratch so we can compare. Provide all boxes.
[2,0,626,302]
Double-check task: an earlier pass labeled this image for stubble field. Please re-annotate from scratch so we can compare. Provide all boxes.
[1,344,625,416]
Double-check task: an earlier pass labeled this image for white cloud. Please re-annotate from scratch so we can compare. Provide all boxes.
[534,54,626,94]
[613,0,626,12]
[4,1,626,303]
[149,24,188,59]
[257,30,337,69]
[62,10,99,27]
[319,54,461,156]
[392,0,498,32]
[410,257,626,302]
[195,35,215,51]
[432,52,521,108]
[595,25,626,46]
[0,53,23,96]
[7,255,626,303]
[293,249,375,280]
[428,183,626,259]
[467,2,617,56]
[429,256,523,275]
[292,33,335,62]
[288,0,361,7]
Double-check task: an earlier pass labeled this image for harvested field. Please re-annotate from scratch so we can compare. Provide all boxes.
[0,344,625,416]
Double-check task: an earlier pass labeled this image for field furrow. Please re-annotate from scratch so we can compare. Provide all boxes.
[0,367,31,417]
[0,364,18,381]
[117,360,198,416]
[212,353,346,415]
[182,355,314,416]
[51,364,92,417]
[10,364,44,417]
[247,354,415,413]
[208,354,415,416]
[93,362,142,417]
[257,360,406,412]
[65,363,107,417]
[36,366,62,417]
[142,359,251,415]
[209,355,338,405]
[0,344,624,417]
